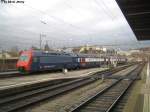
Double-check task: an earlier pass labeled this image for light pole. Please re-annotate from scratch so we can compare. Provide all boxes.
[40,20,47,50]
[39,34,46,50]
[40,34,42,50]
[99,48,101,68]
[0,48,5,72]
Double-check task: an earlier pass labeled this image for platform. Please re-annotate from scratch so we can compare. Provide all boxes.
[0,67,107,90]
[0,71,18,75]
[142,62,150,112]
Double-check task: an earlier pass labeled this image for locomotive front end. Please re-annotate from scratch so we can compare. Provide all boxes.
[16,51,32,74]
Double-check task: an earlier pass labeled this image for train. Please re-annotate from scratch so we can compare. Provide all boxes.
[16,50,127,74]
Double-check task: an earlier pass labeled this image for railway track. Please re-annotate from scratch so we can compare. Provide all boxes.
[0,64,136,112]
[0,71,19,78]
[69,64,144,112]
[0,78,96,112]
[0,64,133,98]
[0,64,133,79]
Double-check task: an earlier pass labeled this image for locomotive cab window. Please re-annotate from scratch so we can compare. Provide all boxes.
[19,55,28,61]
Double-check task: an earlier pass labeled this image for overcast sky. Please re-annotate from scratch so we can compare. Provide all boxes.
[0,0,150,50]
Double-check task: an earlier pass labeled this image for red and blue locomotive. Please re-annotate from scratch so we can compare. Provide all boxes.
[16,50,127,74]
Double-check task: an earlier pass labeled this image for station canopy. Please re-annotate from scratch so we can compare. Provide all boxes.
[116,0,150,40]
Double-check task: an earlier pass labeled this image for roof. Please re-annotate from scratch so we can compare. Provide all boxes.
[31,50,77,57]
[116,0,150,40]
[0,52,11,59]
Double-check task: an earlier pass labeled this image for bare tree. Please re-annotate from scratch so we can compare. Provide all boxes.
[9,46,19,57]
[44,41,50,51]
[31,45,40,50]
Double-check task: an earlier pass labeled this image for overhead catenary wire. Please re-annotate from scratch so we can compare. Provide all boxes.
[94,0,140,49]
[19,3,98,47]
[1,1,121,38]
[23,4,95,35]
[8,4,92,36]
[0,4,81,48]
[0,0,145,49]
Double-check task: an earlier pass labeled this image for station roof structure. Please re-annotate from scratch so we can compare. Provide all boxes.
[116,0,150,40]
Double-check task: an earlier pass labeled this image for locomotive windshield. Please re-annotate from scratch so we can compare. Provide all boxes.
[19,55,28,61]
